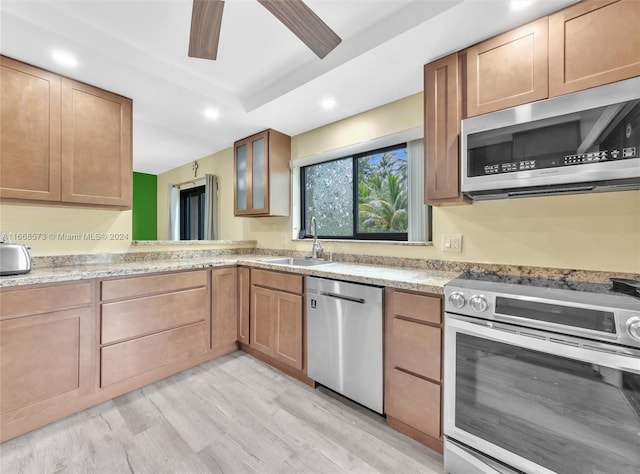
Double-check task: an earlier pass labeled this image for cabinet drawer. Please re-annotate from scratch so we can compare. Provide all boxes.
[251,269,302,294]
[0,282,91,318]
[391,291,441,325]
[390,318,441,381]
[386,369,441,440]
[101,287,207,344]
[101,270,207,301]
[100,321,208,387]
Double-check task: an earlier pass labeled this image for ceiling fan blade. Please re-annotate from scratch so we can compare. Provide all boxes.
[188,0,225,60]
[257,0,342,59]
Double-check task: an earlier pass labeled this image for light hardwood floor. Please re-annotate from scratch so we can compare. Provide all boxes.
[0,351,444,473]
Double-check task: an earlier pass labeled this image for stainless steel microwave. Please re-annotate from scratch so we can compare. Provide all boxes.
[461,77,640,200]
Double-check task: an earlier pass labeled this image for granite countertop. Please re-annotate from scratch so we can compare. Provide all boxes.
[0,255,459,294]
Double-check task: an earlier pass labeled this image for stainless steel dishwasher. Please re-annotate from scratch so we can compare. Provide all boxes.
[306,276,383,414]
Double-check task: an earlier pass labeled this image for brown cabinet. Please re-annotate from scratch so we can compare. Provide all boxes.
[384,288,443,453]
[211,266,239,351]
[424,53,465,204]
[0,56,61,201]
[0,55,132,208]
[466,17,549,117]
[549,0,640,97]
[0,282,95,442]
[238,266,250,345]
[249,269,303,370]
[99,270,209,387]
[61,78,132,207]
[234,129,291,216]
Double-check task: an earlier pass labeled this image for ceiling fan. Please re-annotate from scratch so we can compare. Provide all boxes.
[188,0,342,60]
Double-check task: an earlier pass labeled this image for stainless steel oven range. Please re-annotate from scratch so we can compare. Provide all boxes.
[443,274,640,474]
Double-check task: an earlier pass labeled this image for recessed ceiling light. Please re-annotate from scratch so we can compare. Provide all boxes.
[320,97,337,110]
[51,49,78,68]
[203,107,220,120]
[509,0,535,11]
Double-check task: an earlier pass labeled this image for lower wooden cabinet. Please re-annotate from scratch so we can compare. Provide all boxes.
[0,267,243,442]
[0,282,95,442]
[249,269,304,371]
[385,288,443,453]
[386,369,441,440]
[99,270,210,387]
[237,267,250,344]
[101,321,208,387]
[211,266,239,351]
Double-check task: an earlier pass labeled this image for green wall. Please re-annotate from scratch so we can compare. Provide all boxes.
[132,172,158,240]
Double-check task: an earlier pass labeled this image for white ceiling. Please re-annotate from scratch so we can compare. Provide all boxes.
[1,0,577,175]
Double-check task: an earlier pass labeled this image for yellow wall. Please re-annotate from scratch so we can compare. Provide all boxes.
[9,92,635,272]
[157,92,639,273]
[0,203,132,256]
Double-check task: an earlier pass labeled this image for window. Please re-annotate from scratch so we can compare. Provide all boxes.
[180,185,206,240]
[301,144,410,241]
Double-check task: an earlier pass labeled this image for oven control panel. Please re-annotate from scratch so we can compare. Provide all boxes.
[448,292,489,312]
[444,278,640,349]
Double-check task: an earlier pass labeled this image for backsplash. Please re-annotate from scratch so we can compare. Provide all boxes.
[31,247,255,268]
[257,248,640,284]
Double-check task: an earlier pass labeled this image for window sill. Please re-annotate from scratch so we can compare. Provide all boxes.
[292,238,432,247]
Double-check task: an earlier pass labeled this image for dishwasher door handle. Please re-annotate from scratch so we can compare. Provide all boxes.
[320,291,366,304]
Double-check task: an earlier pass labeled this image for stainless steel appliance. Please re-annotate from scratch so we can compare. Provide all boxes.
[443,274,640,474]
[461,77,640,200]
[0,241,32,276]
[306,276,383,414]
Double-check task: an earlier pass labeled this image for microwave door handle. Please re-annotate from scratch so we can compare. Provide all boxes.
[507,185,595,197]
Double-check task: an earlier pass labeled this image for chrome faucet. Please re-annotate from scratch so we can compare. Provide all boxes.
[310,216,323,259]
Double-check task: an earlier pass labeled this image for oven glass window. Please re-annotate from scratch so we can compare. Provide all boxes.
[455,333,640,474]
[495,297,616,333]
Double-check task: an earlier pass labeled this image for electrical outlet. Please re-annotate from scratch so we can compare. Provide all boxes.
[443,234,463,253]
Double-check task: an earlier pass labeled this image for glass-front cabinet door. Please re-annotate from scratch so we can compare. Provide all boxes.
[235,143,248,211]
[234,130,269,216]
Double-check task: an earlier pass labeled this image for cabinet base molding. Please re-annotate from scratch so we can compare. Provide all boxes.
[0,344,238,443]
[239,343,315,388]
[386,415,443,454]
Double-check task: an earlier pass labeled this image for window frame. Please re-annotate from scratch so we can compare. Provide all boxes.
[300,143,409,242]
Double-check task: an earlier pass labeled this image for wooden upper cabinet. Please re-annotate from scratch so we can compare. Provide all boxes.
[549,0,640,97]
[0,56,61,201]
[0,56,132,208]
[424,53,465,204]
[61,78,132,208]
[234,129,290,217]
[466,17,549,117]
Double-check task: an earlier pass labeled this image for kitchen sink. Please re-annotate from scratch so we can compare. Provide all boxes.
[263,257,331,267]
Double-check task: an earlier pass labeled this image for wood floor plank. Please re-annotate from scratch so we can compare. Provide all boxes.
[0,351,444,474]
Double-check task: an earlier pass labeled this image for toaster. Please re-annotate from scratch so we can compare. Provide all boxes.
[0,242,32,276]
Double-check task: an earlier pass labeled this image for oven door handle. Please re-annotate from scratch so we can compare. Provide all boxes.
[445,314,640,374]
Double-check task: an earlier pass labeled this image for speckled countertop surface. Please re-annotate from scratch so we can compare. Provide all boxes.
[0,255,459,294]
